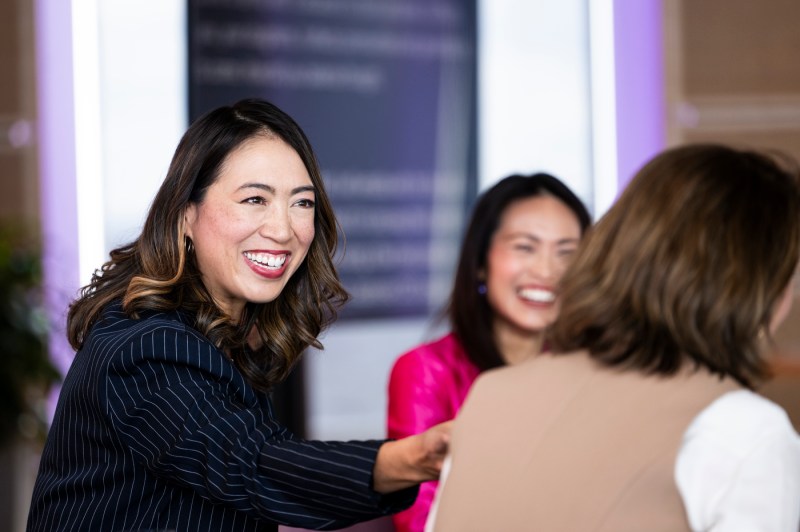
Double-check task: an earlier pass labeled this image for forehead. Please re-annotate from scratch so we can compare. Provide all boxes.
[216,135,313,188]
[495,194,581,236]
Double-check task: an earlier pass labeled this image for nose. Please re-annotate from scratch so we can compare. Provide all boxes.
[531,248,558,282]
[259,205,292,243]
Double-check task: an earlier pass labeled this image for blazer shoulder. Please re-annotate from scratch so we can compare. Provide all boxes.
[392,333,471,373]
[85,304,211,362]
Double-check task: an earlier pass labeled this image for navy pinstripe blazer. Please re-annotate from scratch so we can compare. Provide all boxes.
[27,302,415,531]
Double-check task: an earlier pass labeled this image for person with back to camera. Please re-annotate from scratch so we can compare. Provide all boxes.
[386,173,591,531]
[426,144,800,531]
[26,98,452,532]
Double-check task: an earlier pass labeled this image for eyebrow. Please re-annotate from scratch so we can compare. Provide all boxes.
[507,233,580,245]
[238,183,316,195]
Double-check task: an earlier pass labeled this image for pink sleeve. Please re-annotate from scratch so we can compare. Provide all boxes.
[387,348,452,440]
[386,347,453,532]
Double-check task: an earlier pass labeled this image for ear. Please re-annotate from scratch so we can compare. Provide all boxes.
[769,281,795,334]
[183,204,197,239]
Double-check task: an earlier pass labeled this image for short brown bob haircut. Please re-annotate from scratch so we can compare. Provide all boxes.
[549,144,800,388]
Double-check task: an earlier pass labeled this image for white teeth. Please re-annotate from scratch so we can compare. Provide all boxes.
[519,288,556,303]
[244,252,287,269]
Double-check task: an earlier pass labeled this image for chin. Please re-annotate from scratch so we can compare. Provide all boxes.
[520,319,552,333]
[254,294,282,305]
[242,290,283,305]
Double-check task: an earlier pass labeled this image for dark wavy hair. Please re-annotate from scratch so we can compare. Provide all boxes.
[67,98,348,391]
[448,173,591,371]
[549,144,800,388]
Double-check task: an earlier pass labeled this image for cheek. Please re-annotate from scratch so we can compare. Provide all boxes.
[486,250,522,289]
[197,214,242,252]
[553,257,571,280]
[295,217,316,247]
[193,203,237,237]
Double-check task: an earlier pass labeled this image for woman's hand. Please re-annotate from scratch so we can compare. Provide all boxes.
[372,420,452,494]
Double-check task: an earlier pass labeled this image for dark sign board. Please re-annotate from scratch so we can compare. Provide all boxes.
[188,0,478,319]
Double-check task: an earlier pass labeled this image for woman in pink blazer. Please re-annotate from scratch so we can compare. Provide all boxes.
[386,173,591,532]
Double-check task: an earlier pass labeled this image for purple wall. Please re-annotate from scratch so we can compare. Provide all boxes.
[613,0,666,192]
[35,0,80,410]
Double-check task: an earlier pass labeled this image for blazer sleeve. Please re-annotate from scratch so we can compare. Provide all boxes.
[101,319,416,530]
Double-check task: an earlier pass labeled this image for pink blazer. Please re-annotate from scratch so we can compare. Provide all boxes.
[386,333,481,532]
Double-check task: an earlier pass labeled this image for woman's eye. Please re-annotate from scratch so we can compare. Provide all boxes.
[295,198,315,208]
[558,248,577,258]
[243,196,266,205]
[514,244,534,252]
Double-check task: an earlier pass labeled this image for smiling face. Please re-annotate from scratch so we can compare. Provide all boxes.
[184,135,316,320]
[484,194,582,356]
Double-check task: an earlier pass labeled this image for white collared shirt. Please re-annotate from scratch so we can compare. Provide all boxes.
[676,389,800,531]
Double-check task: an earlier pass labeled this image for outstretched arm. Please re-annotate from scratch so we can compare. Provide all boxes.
[105,321,419,530]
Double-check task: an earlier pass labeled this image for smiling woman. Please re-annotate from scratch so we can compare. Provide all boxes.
[483,193,584,365]
[26,98,451,532]
[184,136,318,320]
[386,173,591,532]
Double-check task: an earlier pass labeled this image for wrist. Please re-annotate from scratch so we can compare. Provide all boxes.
[373,438,421,494]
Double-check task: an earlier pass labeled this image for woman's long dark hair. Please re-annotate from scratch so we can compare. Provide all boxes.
[448,173,591,371]
[67,98,348,391]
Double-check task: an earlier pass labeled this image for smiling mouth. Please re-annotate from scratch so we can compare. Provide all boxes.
[518,288,556,304]
[243,251,287,269]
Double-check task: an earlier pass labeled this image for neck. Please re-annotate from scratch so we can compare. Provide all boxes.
[493,320,545,365]
[246,324,262,350]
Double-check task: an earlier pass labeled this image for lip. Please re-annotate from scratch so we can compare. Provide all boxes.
[243,250,291,279]
[517,284,557,307]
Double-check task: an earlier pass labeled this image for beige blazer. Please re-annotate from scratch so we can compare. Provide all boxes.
[428,351,740,531]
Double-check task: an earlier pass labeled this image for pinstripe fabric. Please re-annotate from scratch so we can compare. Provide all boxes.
[27,302,415,531]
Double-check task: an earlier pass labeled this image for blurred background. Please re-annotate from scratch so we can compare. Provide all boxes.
[1,0,799,530]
